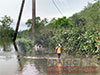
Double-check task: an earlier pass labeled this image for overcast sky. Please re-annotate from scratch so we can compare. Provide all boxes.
[0,0,96,30]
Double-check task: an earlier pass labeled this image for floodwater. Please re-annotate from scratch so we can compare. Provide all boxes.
[0,40,100,75]
[0,51,47,75]
[0,41,47,75]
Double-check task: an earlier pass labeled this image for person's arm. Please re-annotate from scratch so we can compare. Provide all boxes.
[56,47,58,53]
[61,47,62,53]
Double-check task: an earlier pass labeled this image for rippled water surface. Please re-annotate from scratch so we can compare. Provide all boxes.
[0,42,100,75]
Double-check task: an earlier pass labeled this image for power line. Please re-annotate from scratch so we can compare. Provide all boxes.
[60,0,70,9]
[58,0,70,16]
[56,0,65,13]
[52,0,63,16]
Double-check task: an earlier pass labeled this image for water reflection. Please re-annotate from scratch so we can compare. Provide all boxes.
[47,58,100,75]
[20,59,47,75]
[0,40,48,75]
[13,41,23,71]
[0,40,23,75]
[0,56,20,75]
[0,39,100,75]
[0,38,12,52]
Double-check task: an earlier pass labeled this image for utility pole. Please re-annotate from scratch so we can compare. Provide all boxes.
[13,0,36,41]
[13,0,25,41]
[32,0,36,33]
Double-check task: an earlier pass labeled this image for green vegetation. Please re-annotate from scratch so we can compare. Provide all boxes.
[0,15,14,40]
[1,1,100,58]
[18,38,33,56]
[0,16,14,51]
[19,1,100,58]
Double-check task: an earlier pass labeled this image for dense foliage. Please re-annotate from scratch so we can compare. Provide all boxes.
[0,15,14,40]
[1,1,100,58]
[19,1,100,58]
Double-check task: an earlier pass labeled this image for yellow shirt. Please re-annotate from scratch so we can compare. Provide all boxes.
[56,46,61,53]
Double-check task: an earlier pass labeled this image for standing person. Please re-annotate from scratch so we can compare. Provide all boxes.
[56,44,62,59]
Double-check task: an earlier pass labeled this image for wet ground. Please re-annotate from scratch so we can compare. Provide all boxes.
[0,41,100,75]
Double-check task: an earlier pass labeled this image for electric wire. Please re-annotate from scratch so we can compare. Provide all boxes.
[57,0,64,10]
[52,0,64,16]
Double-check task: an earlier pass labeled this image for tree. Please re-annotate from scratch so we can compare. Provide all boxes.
[26,17,48,32]
[0,15,14,39]
[49,16,73,28]
[0,15,13,28]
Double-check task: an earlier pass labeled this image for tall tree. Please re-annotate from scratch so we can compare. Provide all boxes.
[0,15,14,38]
[26,17,48,32]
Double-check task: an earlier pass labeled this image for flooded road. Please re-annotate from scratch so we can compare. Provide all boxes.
[0,51,20,75]
[0,41,47,75]
[0,53,47,75]
[0,41,100,75]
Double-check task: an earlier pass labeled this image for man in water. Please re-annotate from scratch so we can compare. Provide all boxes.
[56,44,62,59]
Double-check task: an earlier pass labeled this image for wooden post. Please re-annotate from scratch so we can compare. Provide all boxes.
[13,0,25,41]
[32,0,36,33]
